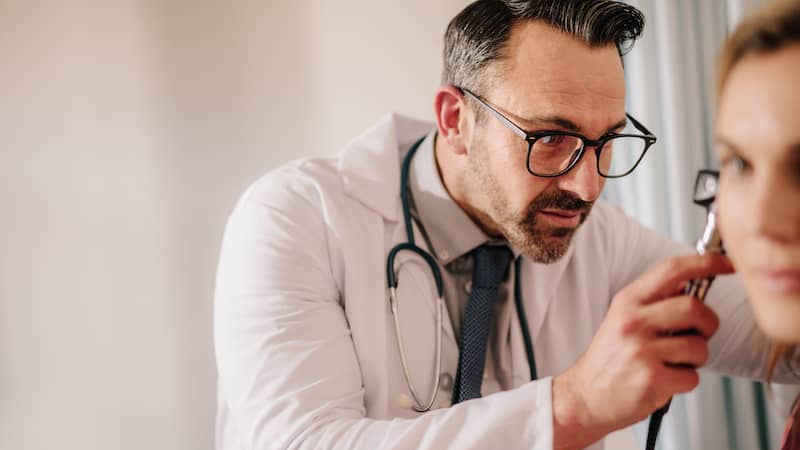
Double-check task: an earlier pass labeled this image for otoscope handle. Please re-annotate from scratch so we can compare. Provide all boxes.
[644,275,715,450]
[684,276,715,301]
[675,203,722,325]
[645,171,723,450]
[670,275,716,337]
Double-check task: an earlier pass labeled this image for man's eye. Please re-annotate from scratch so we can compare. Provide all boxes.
[540,135,566,146]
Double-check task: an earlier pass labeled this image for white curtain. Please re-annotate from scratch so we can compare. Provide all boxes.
[605,1,799,449]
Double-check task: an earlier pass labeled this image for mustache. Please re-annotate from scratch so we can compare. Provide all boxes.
[528,190,593,214]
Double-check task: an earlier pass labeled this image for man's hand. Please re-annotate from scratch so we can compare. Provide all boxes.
[552,253,735,450]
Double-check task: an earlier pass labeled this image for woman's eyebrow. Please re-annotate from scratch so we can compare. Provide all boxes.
[715,137,800,155]
[715,135,741,152]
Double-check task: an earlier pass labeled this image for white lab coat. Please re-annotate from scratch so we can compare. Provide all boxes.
[214,113,777,450]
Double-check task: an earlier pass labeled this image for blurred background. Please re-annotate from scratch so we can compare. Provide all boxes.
[0,1,795,450]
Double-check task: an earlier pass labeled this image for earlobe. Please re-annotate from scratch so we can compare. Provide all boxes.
[434,85,469,155]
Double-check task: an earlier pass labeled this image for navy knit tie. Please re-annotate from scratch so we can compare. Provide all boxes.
[452,244,512,404]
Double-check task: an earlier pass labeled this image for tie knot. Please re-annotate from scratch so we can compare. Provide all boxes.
[471,245,512,288]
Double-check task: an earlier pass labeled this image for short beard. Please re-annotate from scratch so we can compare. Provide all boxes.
[464,142,594,264]
[501,190,594,263]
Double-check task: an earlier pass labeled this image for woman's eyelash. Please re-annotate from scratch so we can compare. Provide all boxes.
[720,154,751,173]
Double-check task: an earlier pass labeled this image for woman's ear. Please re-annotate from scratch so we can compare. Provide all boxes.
[433,85,470,155]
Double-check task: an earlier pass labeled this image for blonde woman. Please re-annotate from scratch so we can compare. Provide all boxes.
[715,1,800,448]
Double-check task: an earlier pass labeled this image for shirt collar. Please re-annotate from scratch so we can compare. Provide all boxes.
[408,131,498,265]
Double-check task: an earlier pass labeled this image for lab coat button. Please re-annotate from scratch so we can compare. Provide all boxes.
[439,372,453,391]
[395,393,413,410]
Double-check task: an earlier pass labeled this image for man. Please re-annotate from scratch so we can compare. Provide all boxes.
[214,1,797,449]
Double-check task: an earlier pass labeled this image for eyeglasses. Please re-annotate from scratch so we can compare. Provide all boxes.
[460,87,657,178]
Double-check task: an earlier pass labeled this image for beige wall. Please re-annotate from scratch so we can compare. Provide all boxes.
[0,2,466,449]
[0,2,639,449]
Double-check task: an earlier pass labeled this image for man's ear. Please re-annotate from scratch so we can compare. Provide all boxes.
[434,85,470,155]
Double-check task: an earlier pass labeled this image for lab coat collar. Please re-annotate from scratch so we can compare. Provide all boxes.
[339,112,434,221]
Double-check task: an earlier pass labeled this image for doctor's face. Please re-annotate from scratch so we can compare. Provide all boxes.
[463,21,626,263]
[716,45,800,343]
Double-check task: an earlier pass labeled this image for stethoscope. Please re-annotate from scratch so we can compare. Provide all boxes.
[385,136,537,413]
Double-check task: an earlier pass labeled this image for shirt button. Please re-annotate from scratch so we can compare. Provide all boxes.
[464,280,472,294]
[439,372,453,391]
[438,249,449,261]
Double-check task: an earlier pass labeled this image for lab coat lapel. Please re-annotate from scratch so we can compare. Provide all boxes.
[338,112,459,414]
[338,112,457,346]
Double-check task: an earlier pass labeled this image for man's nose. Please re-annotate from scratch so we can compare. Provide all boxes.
[555,148,603,202]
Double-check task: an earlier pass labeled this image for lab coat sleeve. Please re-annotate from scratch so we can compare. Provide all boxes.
[214,166,555,450]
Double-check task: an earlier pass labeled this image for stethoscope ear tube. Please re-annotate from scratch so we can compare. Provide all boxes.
[387,243,445,413]
[388,280,444,413]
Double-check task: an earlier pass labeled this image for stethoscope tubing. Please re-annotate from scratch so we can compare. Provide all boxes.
[386,135,535,412]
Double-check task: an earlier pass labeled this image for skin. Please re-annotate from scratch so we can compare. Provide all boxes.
[433,21,735,449]
[716,44,800,344]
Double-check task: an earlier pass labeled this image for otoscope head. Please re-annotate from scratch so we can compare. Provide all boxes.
[692,169,724,254]
[693,170,720,209]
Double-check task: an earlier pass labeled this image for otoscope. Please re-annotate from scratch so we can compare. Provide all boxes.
[644,170,723,450]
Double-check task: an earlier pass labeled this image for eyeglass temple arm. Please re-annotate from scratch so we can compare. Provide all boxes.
[458,87,528,140]
[626,112,657,141]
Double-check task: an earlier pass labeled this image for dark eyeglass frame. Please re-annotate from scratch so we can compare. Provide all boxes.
[459,87,658,178]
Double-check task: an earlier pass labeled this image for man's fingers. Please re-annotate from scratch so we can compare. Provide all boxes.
[660,366,701,396]
[619,253,734,306]
[650,335,710,368]
[642,296,720,338]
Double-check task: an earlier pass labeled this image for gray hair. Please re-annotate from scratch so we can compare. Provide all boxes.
[442,0,645,93]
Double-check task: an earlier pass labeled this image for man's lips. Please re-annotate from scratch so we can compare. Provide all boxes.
[536,209,584,228]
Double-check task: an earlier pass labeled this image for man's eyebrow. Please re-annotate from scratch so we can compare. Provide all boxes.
[605,117,628,135]
[522,115,628,135]
[527,116,582,132]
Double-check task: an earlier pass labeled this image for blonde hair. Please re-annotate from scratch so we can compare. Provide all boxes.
[718,0,800,96]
